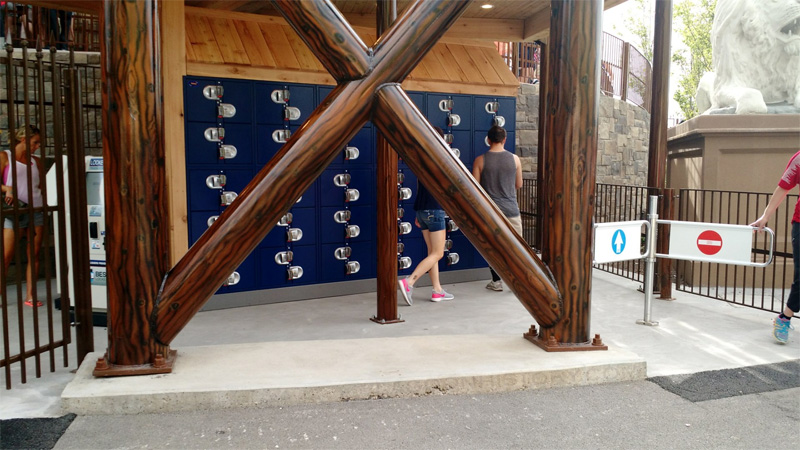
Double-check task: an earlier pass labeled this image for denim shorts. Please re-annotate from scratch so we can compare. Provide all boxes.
[3,211,44,229]
[416,209,446,232]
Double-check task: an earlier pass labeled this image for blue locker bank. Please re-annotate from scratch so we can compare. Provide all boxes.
[183,77,516,306]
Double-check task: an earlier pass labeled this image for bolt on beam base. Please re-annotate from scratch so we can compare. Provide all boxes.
[523,326,609,352]
[370,315,405,325]
[93,349,177,377]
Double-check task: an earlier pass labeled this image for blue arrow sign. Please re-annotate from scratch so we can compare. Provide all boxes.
[612,229,626,255]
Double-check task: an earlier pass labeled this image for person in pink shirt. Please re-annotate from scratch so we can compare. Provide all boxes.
[751,150,800,343]
[1,125,44,307]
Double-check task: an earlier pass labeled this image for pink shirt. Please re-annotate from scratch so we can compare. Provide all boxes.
[2,149,42,207]
[778,150,800,223]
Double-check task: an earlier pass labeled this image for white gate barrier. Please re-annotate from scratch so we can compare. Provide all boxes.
[593,195,775,326]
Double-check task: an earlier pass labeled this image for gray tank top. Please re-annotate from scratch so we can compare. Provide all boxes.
[480,151,520,217]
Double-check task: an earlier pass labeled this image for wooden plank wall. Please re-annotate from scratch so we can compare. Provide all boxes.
[185,7,519,97]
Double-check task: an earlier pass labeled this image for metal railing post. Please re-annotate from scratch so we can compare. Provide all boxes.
[638,195,659,326]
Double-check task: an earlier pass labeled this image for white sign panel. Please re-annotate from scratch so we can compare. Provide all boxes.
[664,221,753,265]
[593,221,648,263]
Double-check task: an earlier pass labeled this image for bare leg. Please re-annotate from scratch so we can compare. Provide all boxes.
[3,227,15,270]
[406,229,445,289]
[421,228,444,292]
[25,225,43,301]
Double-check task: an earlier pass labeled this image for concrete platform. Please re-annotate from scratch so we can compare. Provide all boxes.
[5,270,798,419]
[61,335,645,415]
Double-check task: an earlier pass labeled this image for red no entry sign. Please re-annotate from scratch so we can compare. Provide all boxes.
[697,230,723,255]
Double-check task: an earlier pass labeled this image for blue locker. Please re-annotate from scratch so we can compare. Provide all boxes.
[189,210,222,245]
[406,91,425,115]
[426,93,472,132]
[258,206,318,249]
[184,78,254,124]
[255,83,316,126]
[255,123,302,165]
[472,96,515,132]
[398,236,425,276]
[187,168,252,212]
[448,129,473,168]
[258,245,318,287]
[319,168,375,207]
[472,243,490,269]
[320,205,375,244]
[439,234,473,272]
[318,242,376,283]
[397,205,423,240]
[399,168,418,208]
[216,253,258,294]
[329,127,374,167]
[186,122,254,167]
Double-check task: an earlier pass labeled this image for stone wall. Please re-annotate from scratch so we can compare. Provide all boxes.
[515,83,651,186]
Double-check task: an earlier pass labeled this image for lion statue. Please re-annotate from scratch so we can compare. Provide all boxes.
[696,0,800,114]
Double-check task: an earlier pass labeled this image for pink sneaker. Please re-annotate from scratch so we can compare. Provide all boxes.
[431,290,454,302]
[398,278,413,306]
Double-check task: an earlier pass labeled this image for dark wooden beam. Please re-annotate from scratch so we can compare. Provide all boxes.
[536,0,603,349]
[373,0,402,324]
[374,85,563,328]
[152,0,470,346]
[96,0,171,373]
[273,0,370,82]
[647,0,672,190]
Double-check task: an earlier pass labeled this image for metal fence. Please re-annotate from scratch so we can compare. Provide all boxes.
[1,42,94,389]
[497,32,652,112]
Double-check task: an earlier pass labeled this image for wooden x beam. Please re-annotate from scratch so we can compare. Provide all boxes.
[151,0,563,346]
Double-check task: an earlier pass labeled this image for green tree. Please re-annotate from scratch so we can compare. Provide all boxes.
[672,0,715,119]
[620,0,654,62]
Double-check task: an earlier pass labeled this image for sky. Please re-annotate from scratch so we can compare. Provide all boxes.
[602,0,690,120]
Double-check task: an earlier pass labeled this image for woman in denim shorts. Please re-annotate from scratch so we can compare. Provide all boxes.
[397,127,455,305]
[2,125,45,307]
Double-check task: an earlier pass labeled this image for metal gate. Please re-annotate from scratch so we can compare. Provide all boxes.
[1,41,96,389]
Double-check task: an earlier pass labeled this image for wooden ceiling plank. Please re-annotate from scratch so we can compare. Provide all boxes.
[418,48,450,82]
[258,23,302,70]
[185,16,224,64]
[479,46,520,86]
[208,17,251,66]
[185,34,198,62]
[438,44,479,84]
[282,26,326,72]
[457,43,503,86]
[238,20,276,67]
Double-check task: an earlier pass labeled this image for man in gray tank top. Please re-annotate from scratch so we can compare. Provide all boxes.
[472,126,523,291]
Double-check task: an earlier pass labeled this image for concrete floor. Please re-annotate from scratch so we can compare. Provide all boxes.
[2,270,798,418]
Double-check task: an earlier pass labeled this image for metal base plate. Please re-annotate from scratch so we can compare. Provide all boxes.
[93,349,177,377]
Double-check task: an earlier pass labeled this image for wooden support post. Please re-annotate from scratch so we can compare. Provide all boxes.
[152,0,469,346]
[374,85,562,327]
[373,0,402,324]
[647,0,672,191]
[647,1,672,300]
[535,40,548,255]
[94,0,173,376]
[533,0,604,350]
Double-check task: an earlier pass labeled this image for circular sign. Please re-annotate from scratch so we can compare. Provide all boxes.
[697,230,723,255]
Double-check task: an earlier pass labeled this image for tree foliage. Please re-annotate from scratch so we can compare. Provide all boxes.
[672,0,716,119]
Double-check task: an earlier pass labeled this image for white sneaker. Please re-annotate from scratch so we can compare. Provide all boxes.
[485,280,503,291]
[431,289,454,302]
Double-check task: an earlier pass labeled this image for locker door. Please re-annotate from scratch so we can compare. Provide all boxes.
[187,168,252,212]
[255,83,316,126]
[186,122,254,167]
[258,245,317,287]
[426,93,472,132]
